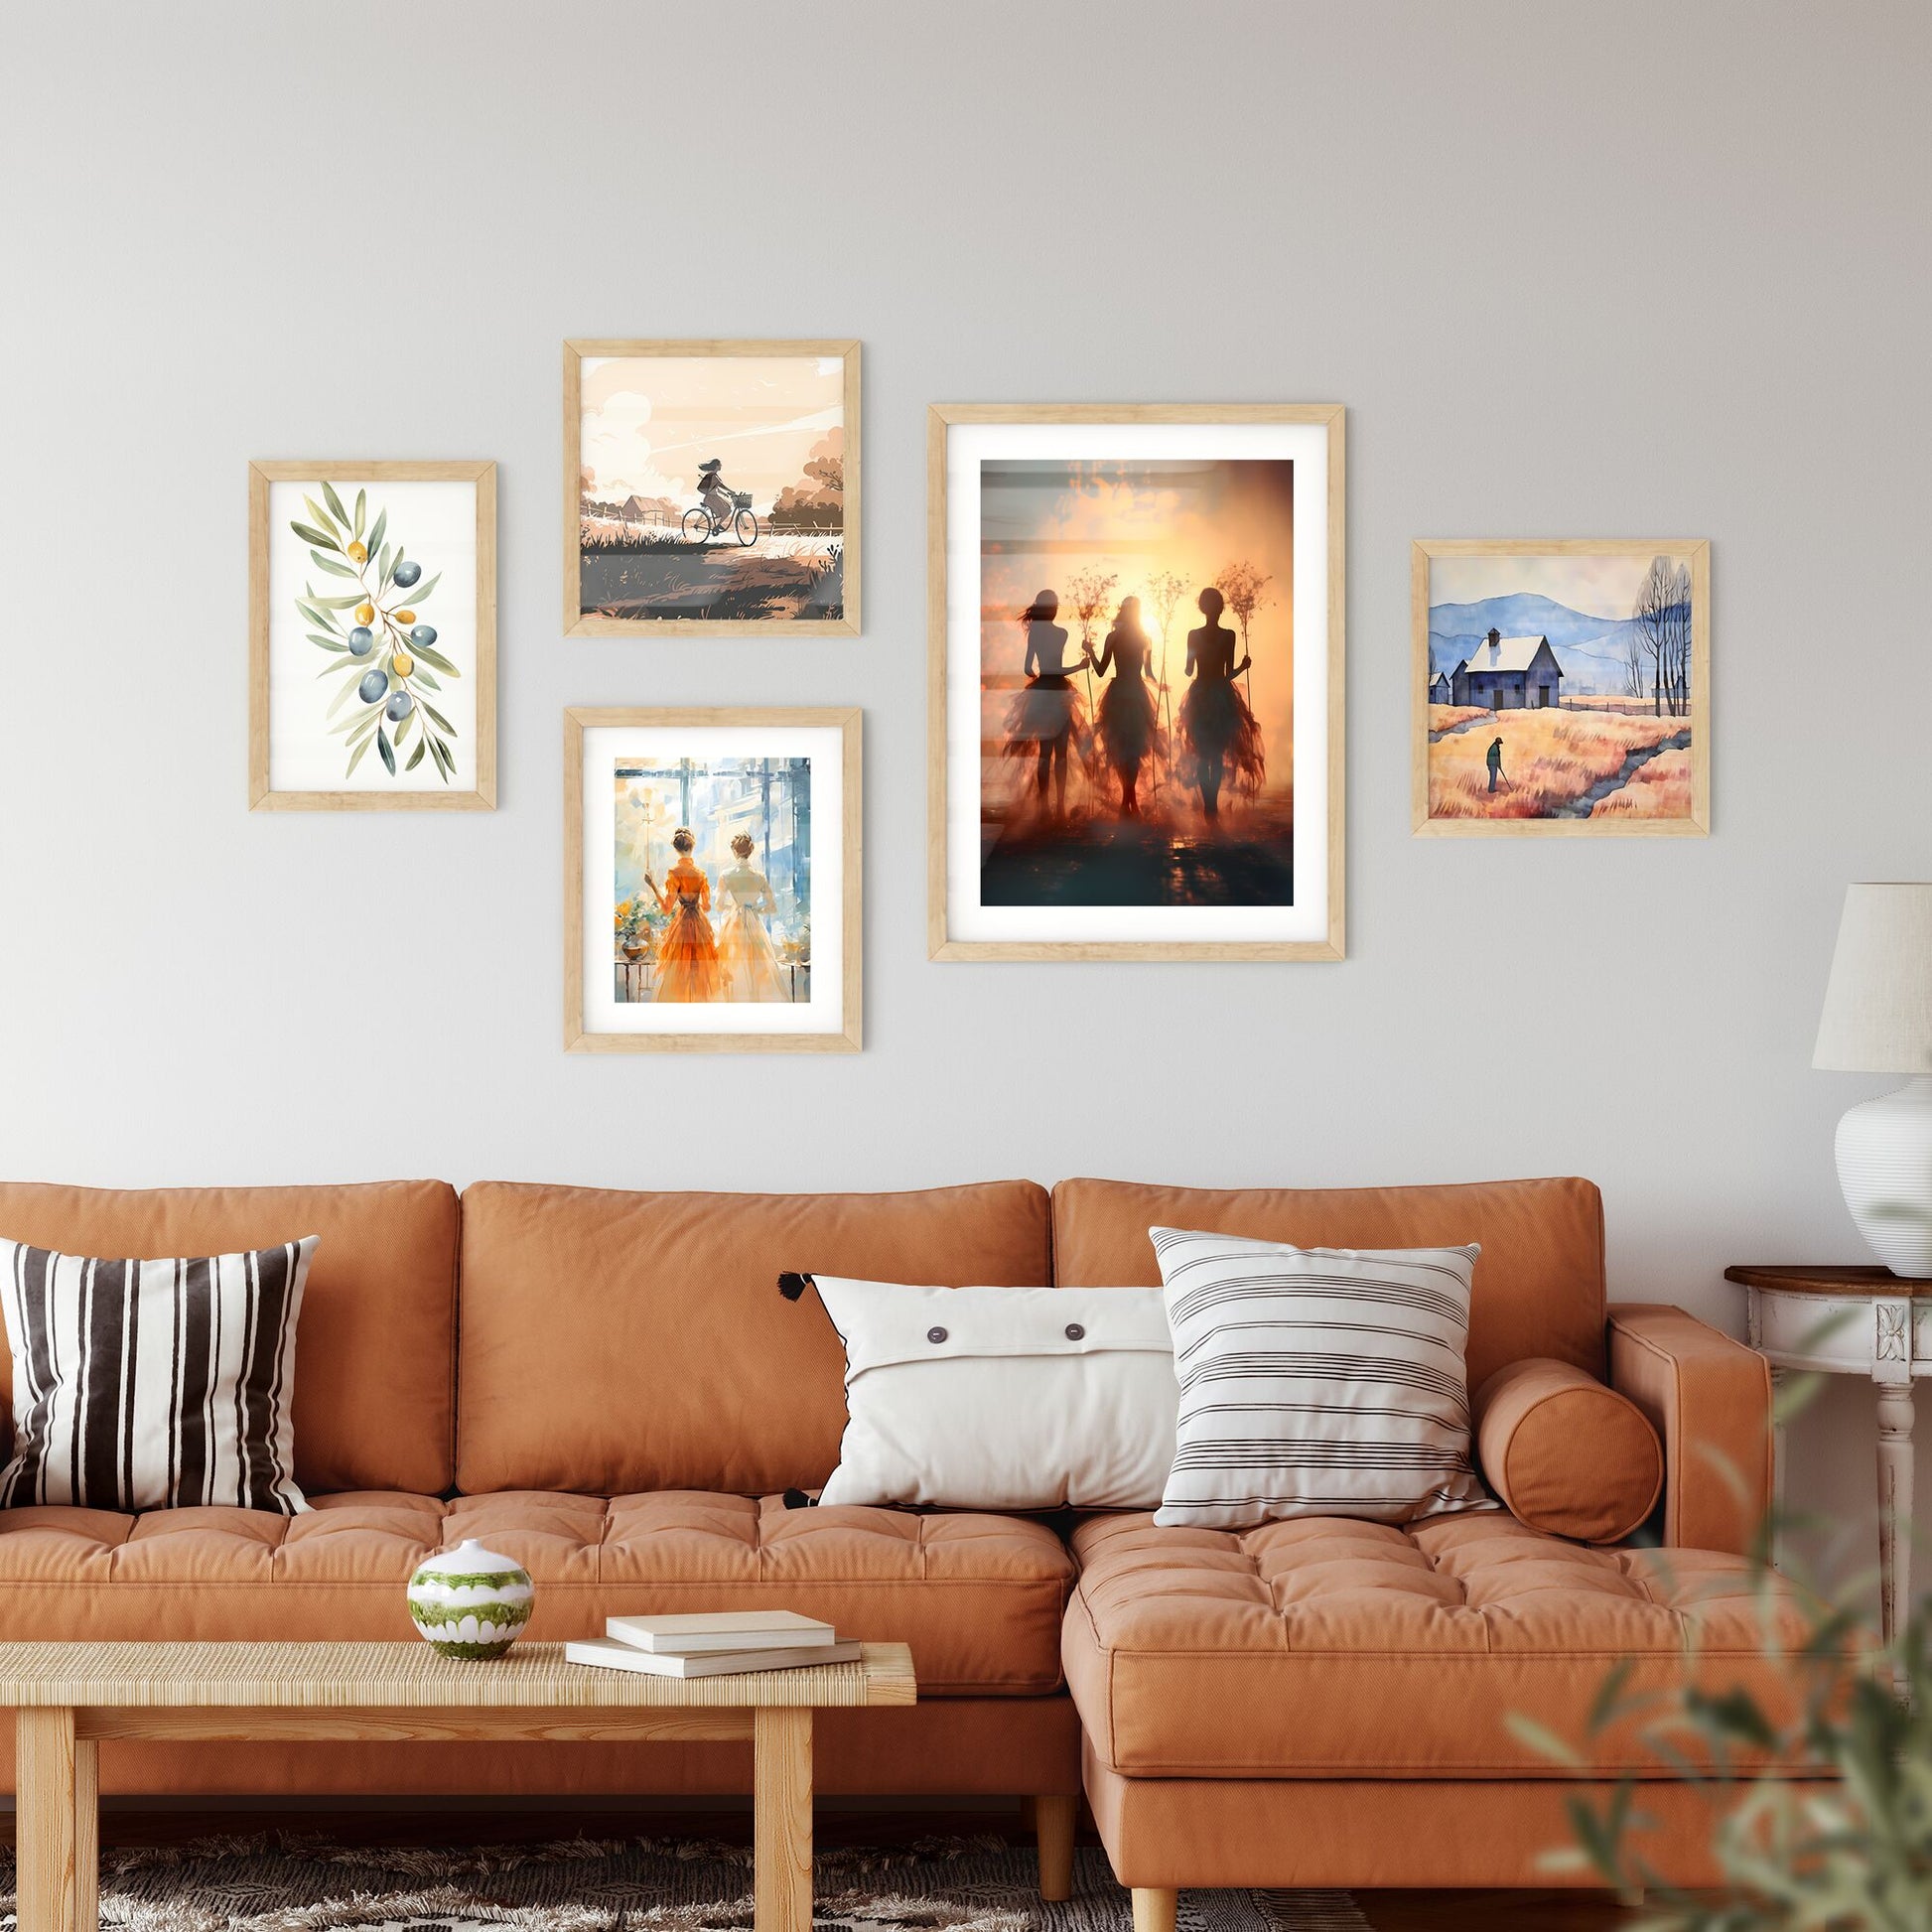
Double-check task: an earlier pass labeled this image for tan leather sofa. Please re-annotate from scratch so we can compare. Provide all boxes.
[0,1174,1816,1901]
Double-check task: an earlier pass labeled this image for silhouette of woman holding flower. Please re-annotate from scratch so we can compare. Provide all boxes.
[644,828,722,1002]
[1179,586,1265,819]
[1002,590,1087,820]
[1090,595,1162,818]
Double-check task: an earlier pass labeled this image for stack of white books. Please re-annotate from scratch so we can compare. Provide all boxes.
[564,1610,861,1679]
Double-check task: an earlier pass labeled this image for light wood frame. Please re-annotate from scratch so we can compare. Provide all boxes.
[248,460,496,811]
[925,403,1346,962]
[563,340,861,636]
[563,706,863,1053]
[1411,538,1711,837]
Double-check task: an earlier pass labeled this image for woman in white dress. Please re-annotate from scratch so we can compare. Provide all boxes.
[714,833,788,1002]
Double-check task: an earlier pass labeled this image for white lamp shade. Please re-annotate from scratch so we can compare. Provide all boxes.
[1813,883,1932,1073]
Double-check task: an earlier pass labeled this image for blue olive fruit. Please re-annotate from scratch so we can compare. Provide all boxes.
[357,669,388,705]
[409,623,437,647]
[347,625,374,655]
[392,559,422,589]
[385,690,415,722]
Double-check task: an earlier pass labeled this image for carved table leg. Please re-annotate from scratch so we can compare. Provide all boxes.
[1877,1378,1916,1701]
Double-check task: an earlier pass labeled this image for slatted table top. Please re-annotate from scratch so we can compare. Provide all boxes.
[0,1640,916,1710]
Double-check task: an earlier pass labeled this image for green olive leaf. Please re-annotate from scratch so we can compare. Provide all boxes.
[406,571,441,606]
[377,726,396,776]
[408,641,459,676]
[367,507,388,560]
[290,521,340,551]
[313,593,365,610]
[419,700,457,736]
[406,738,427,771]
[352,488,366,540]
[412,668,441,691]
[303,495,341,538]
[308,634,349,653]
[310,551,358,578]
[321,480,350,526]
[345,734,374,780]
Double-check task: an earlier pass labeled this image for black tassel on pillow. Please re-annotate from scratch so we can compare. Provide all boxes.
[777,1271,815,1302]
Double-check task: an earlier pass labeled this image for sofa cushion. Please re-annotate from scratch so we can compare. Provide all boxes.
[1064,1512,1824,1778]
[1051,1176,1606,1390]
[457,1181,1052,1496]
[0,1490,1073,1697]
[0,1181,458,1495]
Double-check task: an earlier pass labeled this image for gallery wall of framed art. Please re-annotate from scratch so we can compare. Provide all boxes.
[248,461,496,811]
[1411,537,1711,838]
[925,403,1346,962]
[563,340,862,637]
[562,706,863,1054]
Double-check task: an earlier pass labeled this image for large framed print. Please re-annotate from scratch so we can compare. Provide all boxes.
[564,340,860,636]
[249,461,495,810]
[927,404,1344,961]
[565,707,862,1053]
[1412,538,1711,836]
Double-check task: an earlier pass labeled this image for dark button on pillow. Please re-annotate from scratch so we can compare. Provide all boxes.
[926,1325,948,1344]
[1065,1322,1086,1340]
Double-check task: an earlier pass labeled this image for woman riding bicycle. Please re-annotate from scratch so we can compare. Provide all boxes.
[696,459,736,527]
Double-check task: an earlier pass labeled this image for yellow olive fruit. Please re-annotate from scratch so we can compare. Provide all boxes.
[390,650,415,678]
[346,540,367,564]
[393,609,416,624]
[354,602,375,625]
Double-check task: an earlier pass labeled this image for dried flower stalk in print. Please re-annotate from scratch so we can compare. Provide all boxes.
[289,482,463,782]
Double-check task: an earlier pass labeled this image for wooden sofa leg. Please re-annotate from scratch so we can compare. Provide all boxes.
[1035,1793,1075,1900]
[1132,1888,1176,1932]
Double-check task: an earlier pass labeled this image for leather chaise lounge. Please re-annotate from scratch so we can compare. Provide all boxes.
[0,1173,1819,1904]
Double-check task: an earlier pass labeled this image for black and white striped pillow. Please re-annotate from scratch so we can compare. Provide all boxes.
[0,1236,316,1515]
[1150,1226,1491,1530]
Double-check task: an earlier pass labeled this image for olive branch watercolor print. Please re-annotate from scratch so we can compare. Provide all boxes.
[289,482,462,781]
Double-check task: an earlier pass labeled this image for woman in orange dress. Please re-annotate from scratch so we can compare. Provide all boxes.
[643,828,722,1002]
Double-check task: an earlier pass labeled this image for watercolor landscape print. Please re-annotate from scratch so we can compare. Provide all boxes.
[611,754,813,1007]
[978,456,1298,909]
[1414,540,1710,836]
[566,341,859,633]
[249,462,493,810]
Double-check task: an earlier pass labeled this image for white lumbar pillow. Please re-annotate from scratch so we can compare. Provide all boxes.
[806,1276,1177,1510]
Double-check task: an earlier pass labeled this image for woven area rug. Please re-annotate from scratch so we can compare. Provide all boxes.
[0,1835,1369,1932]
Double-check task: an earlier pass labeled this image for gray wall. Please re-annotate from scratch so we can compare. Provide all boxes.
[1,2,1927,1594]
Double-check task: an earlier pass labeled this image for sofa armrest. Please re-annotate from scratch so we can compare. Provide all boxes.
[1607,1304,1773,1556]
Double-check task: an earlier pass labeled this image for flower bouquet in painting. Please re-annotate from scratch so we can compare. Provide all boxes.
[290,483,463,783]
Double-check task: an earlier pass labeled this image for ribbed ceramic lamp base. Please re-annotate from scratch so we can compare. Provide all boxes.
[1836,1075,1932,1276]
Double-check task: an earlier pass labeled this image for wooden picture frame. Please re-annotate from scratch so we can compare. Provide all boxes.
[564,706,862,1053]
[926,403,1345,961]
[1411,538,1711,837]
[563,341,861,636]
[249,460,496,811]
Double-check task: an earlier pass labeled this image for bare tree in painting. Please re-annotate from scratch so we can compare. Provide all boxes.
[1214,561,1273,706]
[1147,570,1187,792]
[1632,555,1693,718]
[1623,621,1648,702]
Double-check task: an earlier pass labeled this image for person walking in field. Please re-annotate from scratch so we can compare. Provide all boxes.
[1486,735,1508,793]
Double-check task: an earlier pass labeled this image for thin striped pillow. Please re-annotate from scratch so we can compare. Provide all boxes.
[0,1236,317,1515]
[1150,1226,1491,1530]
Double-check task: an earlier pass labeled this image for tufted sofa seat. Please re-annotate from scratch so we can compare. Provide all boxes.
[0,1492,1072,1694]
[1065,1512,1820,1780]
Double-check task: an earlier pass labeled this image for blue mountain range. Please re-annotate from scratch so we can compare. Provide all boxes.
[1428,594,1639,697]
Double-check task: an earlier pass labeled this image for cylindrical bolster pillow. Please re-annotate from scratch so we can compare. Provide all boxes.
[1474,1357,1664,1544]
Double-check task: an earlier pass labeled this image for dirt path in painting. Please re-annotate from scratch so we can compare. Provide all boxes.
[1550,728,1693,818]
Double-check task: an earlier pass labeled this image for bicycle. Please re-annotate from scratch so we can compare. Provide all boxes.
[681,491,759,548]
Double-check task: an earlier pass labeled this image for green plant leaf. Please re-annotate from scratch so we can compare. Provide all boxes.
[376,726,395,776]
[393,707,415,746]
[367,507,388,560]
[406,738,427,770]
[420,700,456,736]
[313,592,365,610]
[408,640,459,676]
[321,480,350,526]
[345,734,373,779]
[352,489,366,540]
[295,600,341,633]
[407,571,442,606]
[413,668,441,691]
[381,548,398,592]
[310,551,358,579]
[309,635,349,653]
[302,494,341,538]
[290,520,340,551]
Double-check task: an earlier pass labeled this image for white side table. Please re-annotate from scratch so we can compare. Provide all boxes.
[1728,1263,1928,1690]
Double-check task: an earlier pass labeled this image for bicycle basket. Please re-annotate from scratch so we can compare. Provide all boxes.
[731,492,753,510]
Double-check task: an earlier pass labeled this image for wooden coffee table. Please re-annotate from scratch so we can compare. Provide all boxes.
[0,1638,915,1932]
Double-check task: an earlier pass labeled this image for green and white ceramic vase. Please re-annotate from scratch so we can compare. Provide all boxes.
[407,1539,534,1660]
